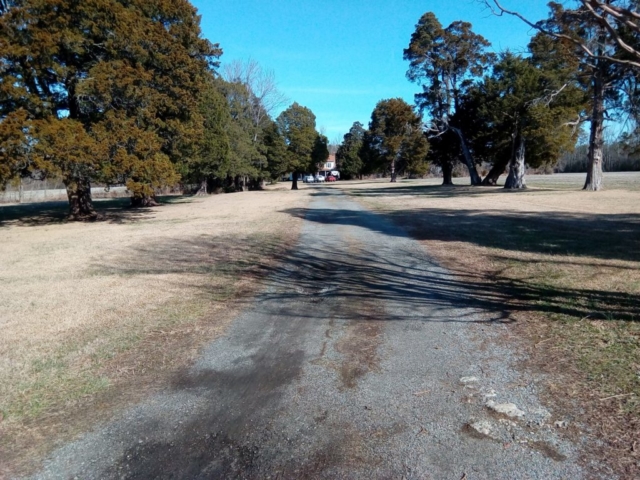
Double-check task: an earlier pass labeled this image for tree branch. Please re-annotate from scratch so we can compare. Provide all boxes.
[481,0,640,69]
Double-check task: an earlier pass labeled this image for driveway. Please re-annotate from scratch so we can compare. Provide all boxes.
[35,189,584,479]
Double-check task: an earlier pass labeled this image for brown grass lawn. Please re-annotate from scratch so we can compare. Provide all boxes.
[344,171,640,478]
[0,185,311,476]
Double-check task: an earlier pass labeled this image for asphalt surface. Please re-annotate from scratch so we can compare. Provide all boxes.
[34,189,586,479]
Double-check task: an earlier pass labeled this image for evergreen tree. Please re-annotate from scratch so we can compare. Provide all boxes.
[462,52,585,189]
[191,77,231,195]
[0,0,220,217]
[276,103,319,190]
[336,122,366,180]
[311,134,330,173]
[261,119,289,181]
[483,0,640,190]
[363,98,429,182]
[404,12,494,185]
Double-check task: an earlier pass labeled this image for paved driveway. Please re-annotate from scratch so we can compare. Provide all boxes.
[35,189,584,479]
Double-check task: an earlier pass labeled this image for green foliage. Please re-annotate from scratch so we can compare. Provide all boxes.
[261,120,289,181]
[0,0,220,212]
[363,98,429,178]
[336,122,366,179]
[311,134,330,171]
[461,50,586,172]
[403,11,493,181]
[276,102,320,174]
[189,77,232,183]
[404,12,494,123]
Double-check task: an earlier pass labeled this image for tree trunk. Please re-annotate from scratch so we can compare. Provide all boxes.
[504,134,527,190]
[194,178,208,196]
[441,160,453,185]
[450,126,482,186]
[131,195,160,208]
[291,171,299,190]
[390,155,398,182]
[481,157,509,186]
[584,67,605,191]
[64,177,97,220]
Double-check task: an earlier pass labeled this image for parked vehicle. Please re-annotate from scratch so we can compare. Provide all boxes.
[303,175,315,183]
[330,170,340,180]
[326,175,336,182]
[314,175,325,182]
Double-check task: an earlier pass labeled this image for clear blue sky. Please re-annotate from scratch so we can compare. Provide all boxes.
[190,0,551,142]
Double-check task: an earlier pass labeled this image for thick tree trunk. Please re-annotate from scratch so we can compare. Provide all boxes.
[234,175,242,192]
[584,69,605,191]
[64,177,97,221]
[390,157,397,183]
[450,126,482,186]
[504,134,527,190]
[441,160,453,185]
[291,171,299,190]
[131,195,160,208]
[481,157,509,186]
[194,178,208,196]
[211,177,224,194]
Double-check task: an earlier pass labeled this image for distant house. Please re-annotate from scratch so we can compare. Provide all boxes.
[317,154,337,175]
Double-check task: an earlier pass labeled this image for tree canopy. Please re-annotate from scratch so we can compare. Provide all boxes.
[276,102,324,189]
[0,0,220,217]
[336,122,366,180]
[404,12,494,184]
[363,98,430,182]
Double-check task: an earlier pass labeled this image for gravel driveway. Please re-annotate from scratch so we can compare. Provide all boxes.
[34,189,587,479]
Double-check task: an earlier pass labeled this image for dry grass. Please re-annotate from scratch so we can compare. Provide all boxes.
[0,185,311,475]
[344,172,640,478]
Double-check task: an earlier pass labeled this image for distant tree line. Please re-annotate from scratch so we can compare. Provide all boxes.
[336,1,640,191]
[0,0,327,220]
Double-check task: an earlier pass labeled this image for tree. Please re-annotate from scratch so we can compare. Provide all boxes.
[220,80,266,191]
[482,0,639,190]
[261,119,289,181]
[276,103,319,190]
[190,77,231,195]
[404,12,494,185]
[462,52,585,189]
[364,98,430,182]
[484,0,640,68]
[311,134,330,173]
[222,59,288,142]
[0,0,220,218]
[336,122,366,180]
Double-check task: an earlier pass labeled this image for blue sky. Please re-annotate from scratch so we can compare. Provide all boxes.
[191,0,551,142]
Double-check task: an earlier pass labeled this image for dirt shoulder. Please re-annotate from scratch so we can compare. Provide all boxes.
[344,172,640,478]
[0,185,311,477]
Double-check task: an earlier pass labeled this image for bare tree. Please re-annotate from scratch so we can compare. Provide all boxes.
[482,1,640,68]
[222,59,289,142]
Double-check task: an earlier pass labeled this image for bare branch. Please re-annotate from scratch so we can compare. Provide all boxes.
[222,59,289,140]
[528,83,569,108]
[481,0,640,69]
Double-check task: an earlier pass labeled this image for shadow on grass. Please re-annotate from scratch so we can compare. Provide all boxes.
[283,205,640,264]
[343,183,558,199]
[94,219,640,325]
[0,195,193,227]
